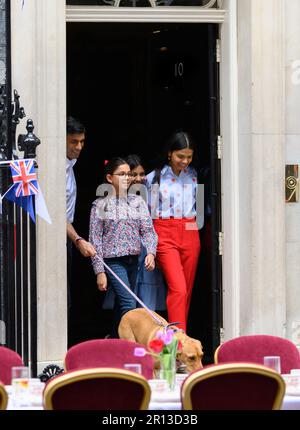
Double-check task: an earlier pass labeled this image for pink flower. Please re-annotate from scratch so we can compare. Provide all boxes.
[134,347,147,357]
[156,329,174,345]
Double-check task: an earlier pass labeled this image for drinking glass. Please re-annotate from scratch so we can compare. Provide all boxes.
[28,379,45,406]
[263,356,281,373]
[159,354,176,391]
[11,366,30,407]
[175,373,188,387]
[11,366,30,383]
[124,363,142,374]
[148,378,168,393]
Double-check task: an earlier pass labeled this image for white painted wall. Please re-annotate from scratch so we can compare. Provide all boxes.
[11,0,67,370]
[237,0,286,336]
[285,0,300,346]
[219,0,241,340]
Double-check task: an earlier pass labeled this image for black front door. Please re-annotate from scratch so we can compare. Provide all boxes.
[67,22,222,363]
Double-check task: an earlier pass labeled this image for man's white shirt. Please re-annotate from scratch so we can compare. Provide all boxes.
[66,158,77,223]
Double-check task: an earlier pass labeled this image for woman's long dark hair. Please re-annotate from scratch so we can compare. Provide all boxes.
[125,154,143,171]
[152,131,196,184]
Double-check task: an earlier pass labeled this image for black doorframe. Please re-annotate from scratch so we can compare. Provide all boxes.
[67,21,222,363]
[207,25,222,355]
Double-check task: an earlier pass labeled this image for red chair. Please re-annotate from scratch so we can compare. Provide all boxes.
[214,335,300,374]
[0,383,8,410]
[64,339,154,379]
[43,367,151,410]
[0,346,24,385]
[181,363,285,410]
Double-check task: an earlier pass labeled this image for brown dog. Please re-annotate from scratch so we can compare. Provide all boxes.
[118,308,203,373]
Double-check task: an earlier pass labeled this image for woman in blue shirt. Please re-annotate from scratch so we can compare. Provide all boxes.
[125,154,167,312]
[146,131,201,332]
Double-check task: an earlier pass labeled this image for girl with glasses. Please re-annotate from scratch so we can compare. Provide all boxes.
[89,157,157,336]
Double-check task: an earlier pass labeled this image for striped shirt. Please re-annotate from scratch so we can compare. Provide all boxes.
[66,158,77,223]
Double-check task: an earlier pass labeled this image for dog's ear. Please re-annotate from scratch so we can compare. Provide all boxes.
[196,340,204,357]
[176,350,183,359]
[189,338,204,357]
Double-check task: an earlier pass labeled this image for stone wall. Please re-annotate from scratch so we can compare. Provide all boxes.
[11,0,67,370]
[237,0,286,336]
[285,0,300,346]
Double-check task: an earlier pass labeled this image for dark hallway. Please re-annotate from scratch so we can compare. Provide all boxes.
[67,22,220,363]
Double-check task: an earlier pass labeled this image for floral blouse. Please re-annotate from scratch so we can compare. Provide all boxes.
[146,165,197,219]
[89,194,157,274]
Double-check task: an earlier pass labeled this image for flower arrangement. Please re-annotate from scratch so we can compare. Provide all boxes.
[134,329,182,390]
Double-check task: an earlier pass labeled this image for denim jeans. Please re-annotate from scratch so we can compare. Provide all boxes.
[104,255,138,337]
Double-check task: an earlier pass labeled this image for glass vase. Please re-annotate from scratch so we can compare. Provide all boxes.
[160,353,176,391]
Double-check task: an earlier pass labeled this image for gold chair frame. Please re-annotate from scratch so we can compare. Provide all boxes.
[0,383,8,410]
[181,363,286,410]
[213,344,221,363]
[44,367,151,410]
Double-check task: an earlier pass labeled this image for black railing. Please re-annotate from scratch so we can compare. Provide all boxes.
[0,102,39,378]
[0,0,40,377]
[0,184,36,373]
[0,131,39,379]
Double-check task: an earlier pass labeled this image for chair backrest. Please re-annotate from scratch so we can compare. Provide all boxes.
[214,335,300,374]
[64,339,154,379]
[181,363,286,410]
[0,383,8,410]
[0,346,24,385]
[43,367,151,410]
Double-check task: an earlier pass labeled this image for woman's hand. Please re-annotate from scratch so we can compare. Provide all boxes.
[96,272,107,291]
[144,253,155,271]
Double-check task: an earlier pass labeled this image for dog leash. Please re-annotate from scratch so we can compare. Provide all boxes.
[101,258,167,327]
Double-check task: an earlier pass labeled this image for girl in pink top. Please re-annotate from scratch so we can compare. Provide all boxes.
[89,157,157,336]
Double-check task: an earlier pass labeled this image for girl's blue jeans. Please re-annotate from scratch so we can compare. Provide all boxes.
[104,255,138,336]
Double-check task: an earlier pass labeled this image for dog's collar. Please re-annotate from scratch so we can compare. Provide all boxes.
[163,322,185,334]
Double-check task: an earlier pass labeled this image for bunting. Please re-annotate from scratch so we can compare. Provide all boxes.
[2,159,52,224]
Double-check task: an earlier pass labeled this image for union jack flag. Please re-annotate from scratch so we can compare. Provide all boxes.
[9,160,38,197]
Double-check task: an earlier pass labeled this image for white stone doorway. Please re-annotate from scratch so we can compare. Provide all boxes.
[66,15,222,363]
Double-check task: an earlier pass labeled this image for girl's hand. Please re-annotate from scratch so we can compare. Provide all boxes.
[144,254,155,271]
[96,272,107,291]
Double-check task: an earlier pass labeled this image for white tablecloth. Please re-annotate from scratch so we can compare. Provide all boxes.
[281,395,300,410]
[149,386,181,410]
[149,386,300,411]
[6,383,300,410]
